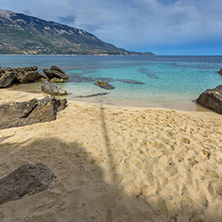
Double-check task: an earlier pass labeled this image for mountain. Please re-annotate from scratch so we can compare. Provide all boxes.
[0,9,154,55]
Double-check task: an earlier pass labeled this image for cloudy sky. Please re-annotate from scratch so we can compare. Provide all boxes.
[1,0,222,55]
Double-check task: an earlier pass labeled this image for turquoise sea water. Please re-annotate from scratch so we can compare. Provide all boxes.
[1,55,222,108]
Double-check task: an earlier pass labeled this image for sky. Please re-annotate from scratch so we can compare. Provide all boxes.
[1,0,222,55]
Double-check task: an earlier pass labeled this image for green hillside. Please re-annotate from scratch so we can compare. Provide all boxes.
[0,9,154,55]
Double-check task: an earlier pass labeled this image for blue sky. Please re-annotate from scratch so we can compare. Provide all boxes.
[1,0,222,55]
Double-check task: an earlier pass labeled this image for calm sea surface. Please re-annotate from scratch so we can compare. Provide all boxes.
[1,55,222,109]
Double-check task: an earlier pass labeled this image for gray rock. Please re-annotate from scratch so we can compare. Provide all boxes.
[14,66,43,84]
[117,79,145,85]
[41,82,68,95]
[0,163,54,205]
[196,85,222,114]
[0,96,67,129]
[43,66,69,80]
[94,80,115,90]
[54,98,68,112]
[76,92,109,98]
[16,71,43,84]
[0,71,16,88]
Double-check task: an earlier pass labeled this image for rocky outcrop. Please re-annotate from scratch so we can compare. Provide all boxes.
[14,66,43,83]
[0,96,67,129]
[0,70,15,88]
[43,66,69,80]
[196,85,222,114]
[41,82,68,96]
[94,80,115,90]
[218,69,222,74]
[0,163,54,205]
[0,66,43,87]
[0,65,70,88]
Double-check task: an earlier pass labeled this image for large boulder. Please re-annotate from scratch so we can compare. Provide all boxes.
[43,65,69,80]
[14,66,43,84]
[41,82,68,95]
[0,71,16,88]
[218,69,222,74]
[0,96,67,129]
[196,85,222,114]
[0,163,54,205]
[94,80,115,90]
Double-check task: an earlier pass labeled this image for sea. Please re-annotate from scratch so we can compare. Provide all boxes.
[1,55,222,110]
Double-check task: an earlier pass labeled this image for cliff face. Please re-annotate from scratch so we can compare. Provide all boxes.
[0,9,154,55]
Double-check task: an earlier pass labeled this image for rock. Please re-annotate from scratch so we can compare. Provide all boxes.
[0,66,43,86]
[76,92,109,98]
[0,163,54,205]
[54,98,68,112]
[94,80,115,90]
[16,71,43,84]
[218,69,222,74]
[14,66,43,84]
[196,85,222,114]
[0,96,67,129]
[43,66,69,80]
[41,82,68,95]
[0,71,16,88]
[117,79,145,85]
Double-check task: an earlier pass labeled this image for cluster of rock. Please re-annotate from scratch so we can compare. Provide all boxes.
[196,85,222,114]
[0,96,67,129]
[0,163,54,205]
[0,65,69,96]
[0,66,44,88]
[42,66,69,95]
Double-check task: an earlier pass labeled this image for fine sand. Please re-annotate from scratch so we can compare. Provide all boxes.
[0,89,222,222]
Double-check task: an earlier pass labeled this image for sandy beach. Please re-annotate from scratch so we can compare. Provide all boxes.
[0,89,222,222]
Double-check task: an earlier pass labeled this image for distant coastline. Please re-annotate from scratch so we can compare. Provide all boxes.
[0,51,155,56]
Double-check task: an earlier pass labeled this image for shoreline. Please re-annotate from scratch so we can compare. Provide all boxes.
[1,87,221,126]
[6,84,212,113]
